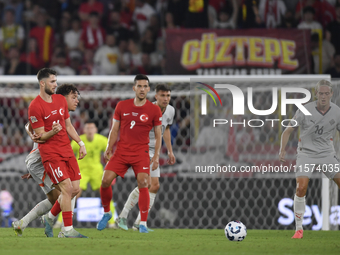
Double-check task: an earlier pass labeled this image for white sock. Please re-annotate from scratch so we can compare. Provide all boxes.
[48,211,56,220]
[135,192,157,225]
[64,226,73,232]
[140,221,147,227]
[294,194,305,231]
[120,187,139,218]
[21,199,53,228]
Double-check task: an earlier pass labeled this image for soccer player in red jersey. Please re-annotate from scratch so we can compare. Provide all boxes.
[28,68,87,238]
[97,74,162,233]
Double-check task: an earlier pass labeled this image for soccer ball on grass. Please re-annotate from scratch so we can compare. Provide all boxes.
[224,221,247,241]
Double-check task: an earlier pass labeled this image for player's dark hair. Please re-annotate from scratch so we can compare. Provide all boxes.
[134,74,149,84]
[56,83,80,96]
[155,84,171,92]
[85,120,96,125]
[37,68,57,81]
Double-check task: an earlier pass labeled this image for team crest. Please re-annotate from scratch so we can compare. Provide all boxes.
[30,116,38,123]
[329,119,335,125]
[140,114,149,122]
[59,108,64,116]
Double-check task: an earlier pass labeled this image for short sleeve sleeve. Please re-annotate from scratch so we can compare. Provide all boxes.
[153,106,162,127]
[291,109,304,127]
[169,107,175,125]
[28,103,44,129]
[113,102,121,121]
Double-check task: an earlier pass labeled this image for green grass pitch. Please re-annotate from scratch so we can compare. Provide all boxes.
[0,228,339,255]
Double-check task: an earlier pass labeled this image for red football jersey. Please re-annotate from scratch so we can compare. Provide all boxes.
[28,94,73,162]
[113,99,162,155]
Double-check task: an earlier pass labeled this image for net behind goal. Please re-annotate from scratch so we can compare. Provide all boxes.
[0,75,338,230]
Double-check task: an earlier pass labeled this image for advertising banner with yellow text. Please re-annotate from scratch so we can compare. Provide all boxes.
[165,29,311,75]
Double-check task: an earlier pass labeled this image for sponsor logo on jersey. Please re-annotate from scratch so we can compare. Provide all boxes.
[140,114,149,122]
[143,167,149,169]
[44,115,51,119]
[132,112,138,116]
[59,108,64,116]
[123,113,130,116]
[30,116,38,123]
[52,110,57,115]
[159,117,162,121]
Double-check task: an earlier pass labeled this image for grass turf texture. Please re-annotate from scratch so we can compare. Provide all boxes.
[0,228,339,255]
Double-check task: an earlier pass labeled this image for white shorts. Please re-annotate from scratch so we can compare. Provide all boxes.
[25,149,54,195]
[295,154,340,179]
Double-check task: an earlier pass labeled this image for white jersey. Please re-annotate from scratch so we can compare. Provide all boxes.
[292,101,340,158]
[148,103,175,157]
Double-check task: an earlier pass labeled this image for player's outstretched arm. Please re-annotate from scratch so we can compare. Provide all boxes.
[151,125,162,171]
[65,118,87,159]
[163,126,176,165]
[104,120,120,162]
[279,125,295,163]
[33,122,62,141]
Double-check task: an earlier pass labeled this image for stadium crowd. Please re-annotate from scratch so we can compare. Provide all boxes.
[0,0,339,77]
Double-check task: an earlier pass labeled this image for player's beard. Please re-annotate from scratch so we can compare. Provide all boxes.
[45,86,54,95]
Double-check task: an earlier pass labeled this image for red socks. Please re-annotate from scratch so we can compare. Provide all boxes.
[139,187,150,221]
[100,186,112,213]
[62,211,73,227]
[50,200,61,217]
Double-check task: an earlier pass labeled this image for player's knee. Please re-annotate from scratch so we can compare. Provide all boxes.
[101,178,111,188]
[296,185,307,197]
[150,182,160,193]
[137,177,148,188]
[72,186,80,198]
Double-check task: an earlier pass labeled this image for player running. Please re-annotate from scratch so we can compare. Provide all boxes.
[12,83,80,237]
[28,68,87,238]
[54,121,116,229]
[116,84,176,231]
[279,80,340,239]
[96,74,162,233]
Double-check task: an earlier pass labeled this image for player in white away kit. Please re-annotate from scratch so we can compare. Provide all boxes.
[116,84,176,230]
[279,80,340,239]
[12,84,80,236]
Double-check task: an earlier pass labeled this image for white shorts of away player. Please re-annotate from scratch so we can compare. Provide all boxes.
[295,154,340,179]
[25,149,54,195]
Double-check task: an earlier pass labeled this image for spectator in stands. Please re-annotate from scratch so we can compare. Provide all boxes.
[213,0,238,29]
[295,0,336,28]
[258,0,286,28]
[29,9,54,65]
[80,49,96,74]
[164,12,177,29]
[106,11,131,44]
[64,17,82,59]
[20,37,44,70]
[3,0,24,25]
[150,38,165,66]
[0,9,24,58]
[79,11,106,52]
[141,27,156,54]
[237,0,264,28]
[184,0,209,28]
[94,34,120,75]
[310,33,335,74]
[326,4,340,54]
[325,52,340,78]
[149,14,161,39]
[167,0,186,27]
[133,53,161,75]
[208,0,228,27]
[123,39,142,74]
[133,0,156,37]
[4,46,36,75]
[51,51,76,75]
[278,10,297,28]
[79,0,104,24]
[297,6,322,30]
